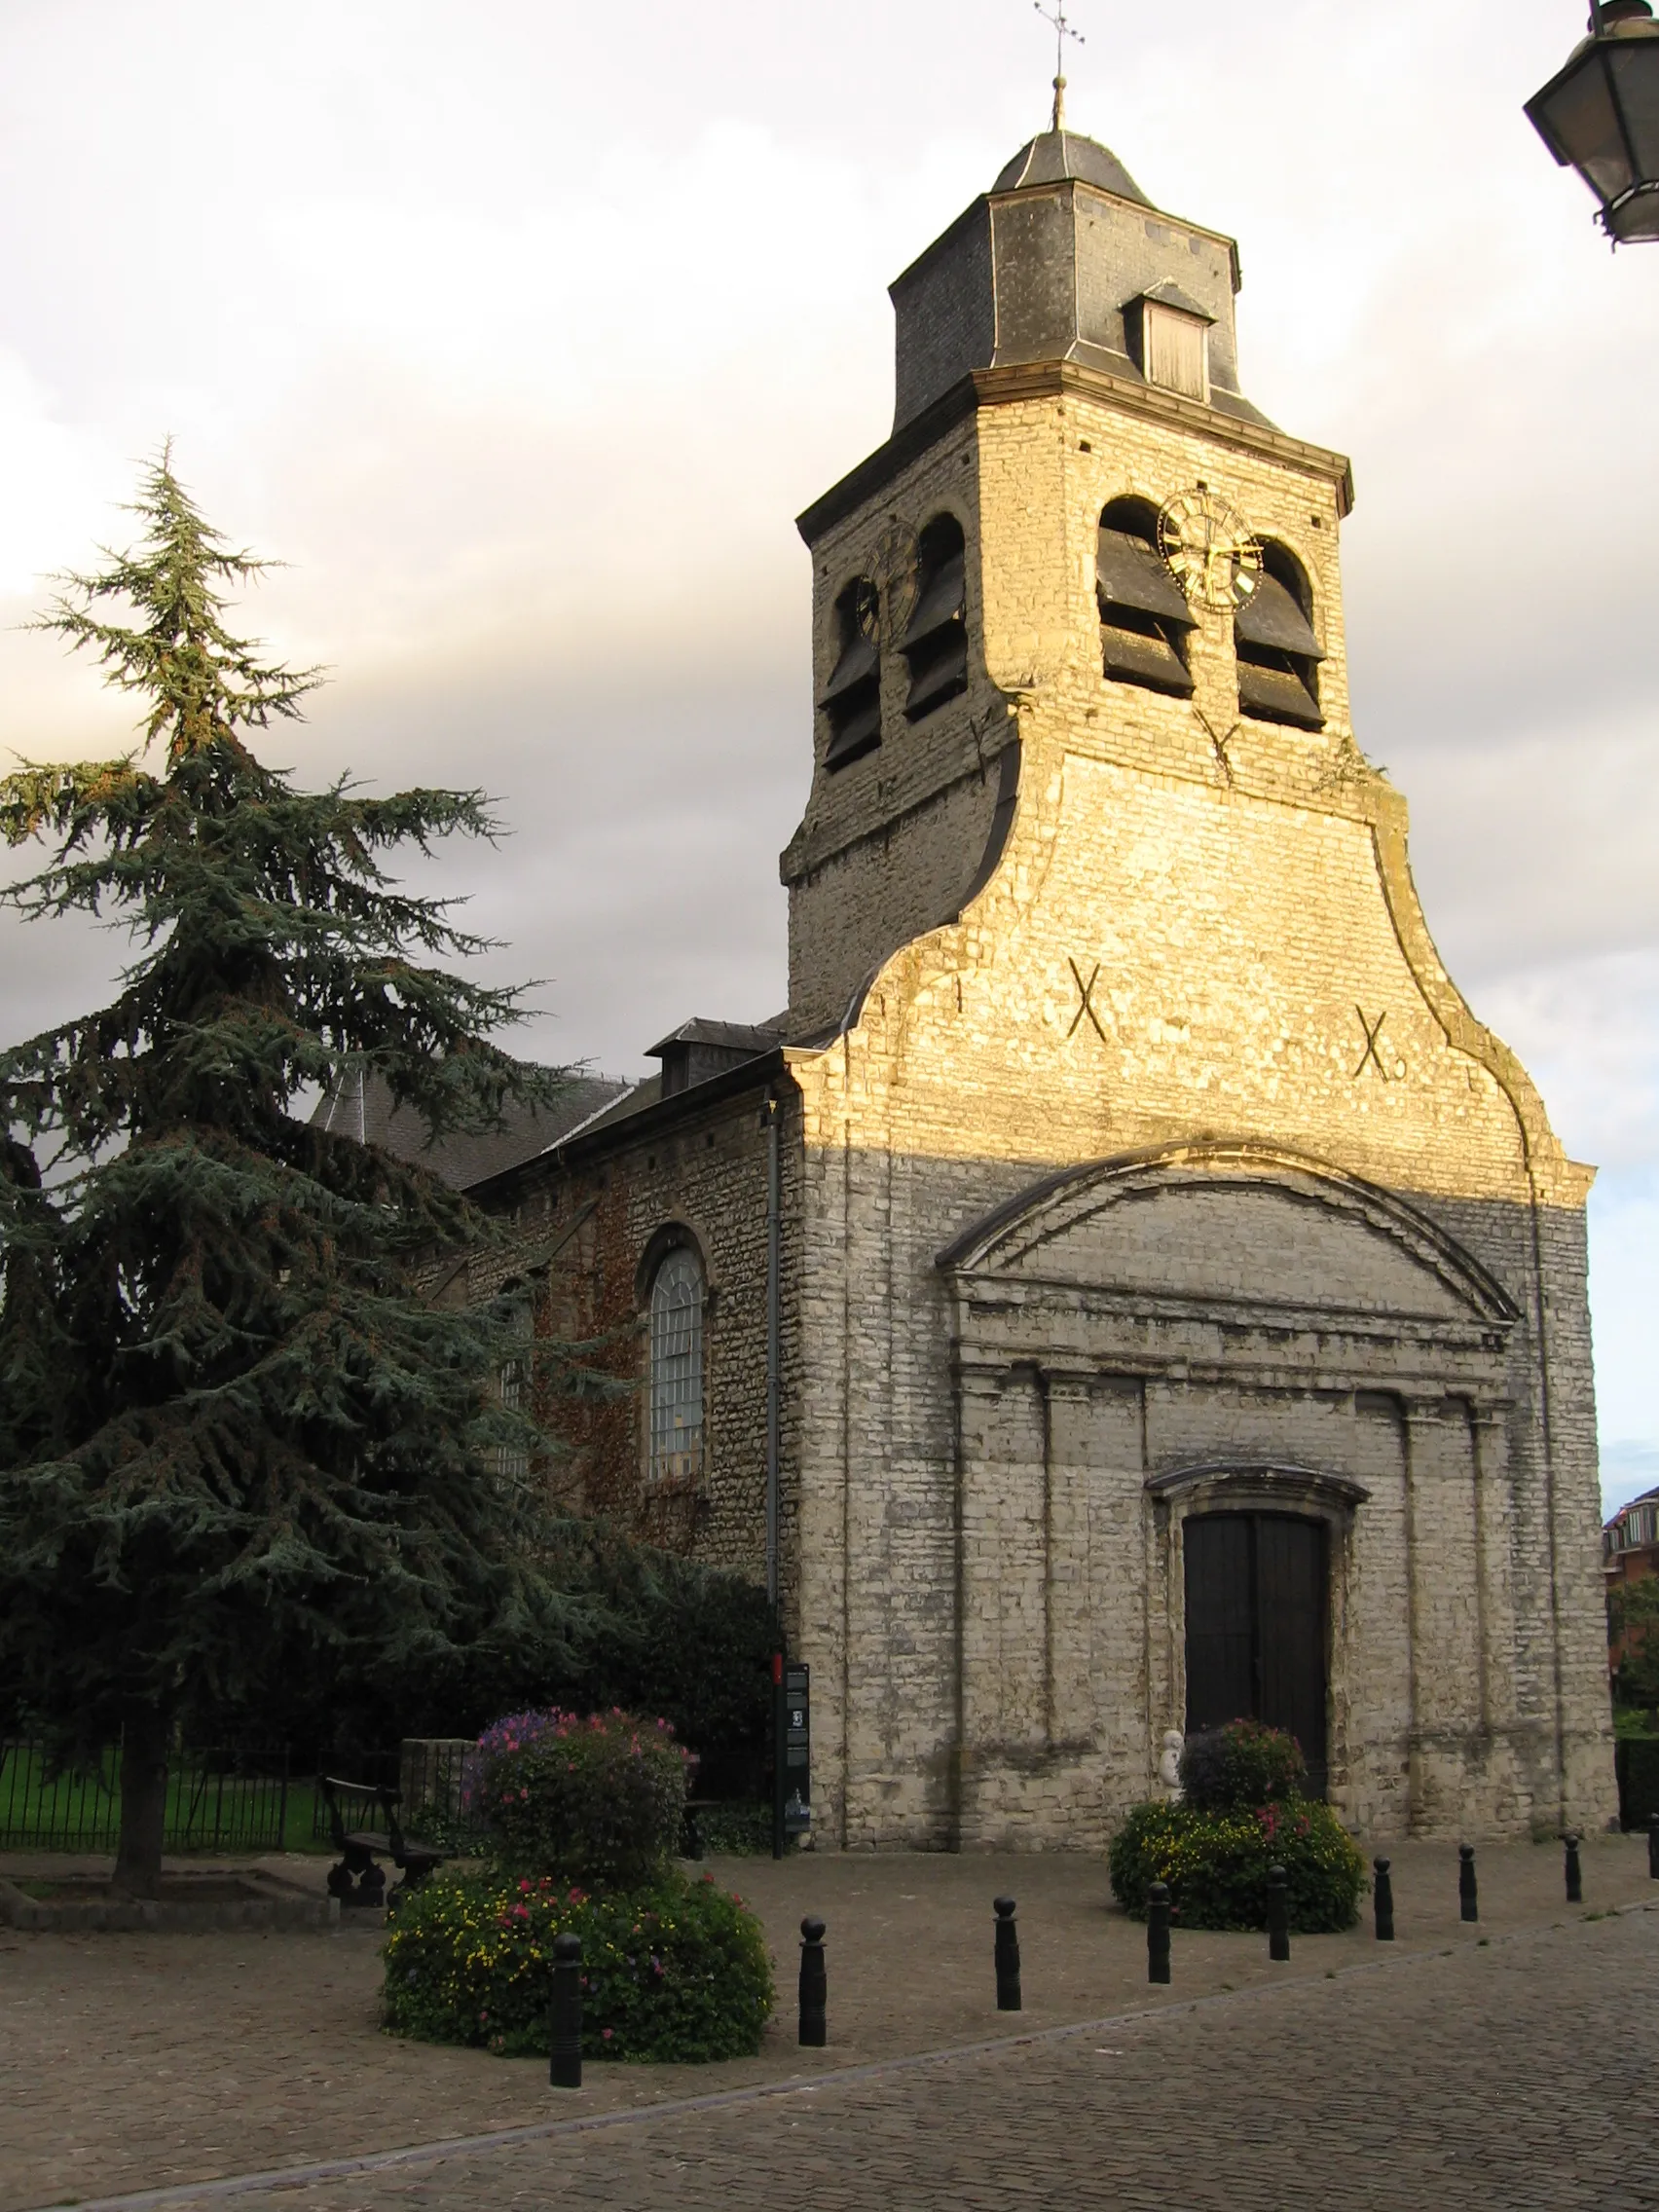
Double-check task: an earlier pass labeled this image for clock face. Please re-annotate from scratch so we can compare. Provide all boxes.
[1158,488,1263,611]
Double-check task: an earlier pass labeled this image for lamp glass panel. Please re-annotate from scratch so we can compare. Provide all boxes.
[1538,52,1635,202]
[1607,184,1659,239]
[1609,43,1659,176]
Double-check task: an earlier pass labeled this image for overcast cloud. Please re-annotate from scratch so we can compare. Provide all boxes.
[0,0,1653,1512]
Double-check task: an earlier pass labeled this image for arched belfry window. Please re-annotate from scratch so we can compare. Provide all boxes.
[902,514,968,720]
[1097,497,1196,697]
[648,1243,704,1486]
[1235,541,1324,729]
[822,577,882,773]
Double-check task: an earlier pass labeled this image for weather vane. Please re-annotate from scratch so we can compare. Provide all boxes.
[1034,1,1084,131]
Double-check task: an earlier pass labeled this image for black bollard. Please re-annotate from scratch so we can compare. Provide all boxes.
[1565,1830,1583,1904]
[798,1916,828,2047]
[1373,1856,1395,1941]
[993,1896,1021,2011]
[1649,1820,1659,1880]
[1267,1863,1290,1962]
[1147,1881,1171,1985]
[1458,1844,1478,1923]
[548,1932,582,2089]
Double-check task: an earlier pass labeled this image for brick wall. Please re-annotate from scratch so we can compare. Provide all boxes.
[474,1075,798,1587]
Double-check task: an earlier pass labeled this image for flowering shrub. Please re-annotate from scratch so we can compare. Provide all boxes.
[382,1866,773,2061]
[471,1708,692,1889]
[1108,1798,1366,1933]
[1178,1719,1307,1813]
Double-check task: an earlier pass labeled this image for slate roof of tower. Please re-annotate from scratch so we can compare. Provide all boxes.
[992,129,1150,204]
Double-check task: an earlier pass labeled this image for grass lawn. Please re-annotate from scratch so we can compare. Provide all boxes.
[1,1746,341,1856]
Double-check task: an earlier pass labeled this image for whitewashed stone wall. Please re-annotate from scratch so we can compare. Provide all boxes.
[776,363,1616,1849]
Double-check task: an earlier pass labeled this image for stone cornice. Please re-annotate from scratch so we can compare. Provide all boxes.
[796,362,1355,547]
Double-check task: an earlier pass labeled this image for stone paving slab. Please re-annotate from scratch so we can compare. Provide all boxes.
[0,1833,1650,2212]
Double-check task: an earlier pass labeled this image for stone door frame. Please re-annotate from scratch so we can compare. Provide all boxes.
[1148,1462,1367,1812]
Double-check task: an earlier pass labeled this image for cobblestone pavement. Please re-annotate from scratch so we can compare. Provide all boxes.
[3,1835,1653,2212]
[98,1906,1659,2212]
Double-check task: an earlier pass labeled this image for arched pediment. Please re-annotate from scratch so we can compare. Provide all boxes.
[937,1140,1519,1327]
[1145,1460,1372,1516]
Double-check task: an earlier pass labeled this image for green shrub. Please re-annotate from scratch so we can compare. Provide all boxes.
[695,1799,773,1856]
[383,1865,774,2061]
[472,1708,690,1889]
[446,1532,778,1801]
[1179,1719,1306,1812]
[1108,1798,1366,1933]
[186,1526,779,1806]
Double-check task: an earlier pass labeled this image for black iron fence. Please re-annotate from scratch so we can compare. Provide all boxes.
[0,1742,289,1853]
[1616,1735,1659,1830]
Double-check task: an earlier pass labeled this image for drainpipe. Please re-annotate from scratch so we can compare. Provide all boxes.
[763,1089,782,1609]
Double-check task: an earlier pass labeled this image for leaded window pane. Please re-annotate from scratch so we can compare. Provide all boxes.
[650,1246,704,1485]
[496,1306,531,1483]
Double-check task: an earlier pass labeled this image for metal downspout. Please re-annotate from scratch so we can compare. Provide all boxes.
[764,1090,782,1609]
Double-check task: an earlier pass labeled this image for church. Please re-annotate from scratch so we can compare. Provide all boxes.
[361,101,1617,1849]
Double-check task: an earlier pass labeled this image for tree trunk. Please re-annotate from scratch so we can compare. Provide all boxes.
[112,1702,169,1899]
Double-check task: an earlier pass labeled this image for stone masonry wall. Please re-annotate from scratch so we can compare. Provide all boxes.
[778,373,1615,1850]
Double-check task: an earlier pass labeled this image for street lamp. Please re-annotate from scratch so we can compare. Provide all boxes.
[1526,0,1659,242]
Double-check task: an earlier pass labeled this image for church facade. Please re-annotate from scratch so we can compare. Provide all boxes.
[449,122,1617,1849]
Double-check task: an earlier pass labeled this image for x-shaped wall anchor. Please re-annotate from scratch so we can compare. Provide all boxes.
[1068,957,1108,1045]
[1195,708,1240,787]
[1353,1006,1391,1081]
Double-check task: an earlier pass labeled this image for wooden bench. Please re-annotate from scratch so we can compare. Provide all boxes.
[318,1776,447,1912]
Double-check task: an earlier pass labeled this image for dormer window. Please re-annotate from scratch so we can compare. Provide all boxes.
[822,577,882,772]
[1235,542,1324,729]
[1128,282,1215,404]
[903,514,968,720]
[1097,497,1195,697]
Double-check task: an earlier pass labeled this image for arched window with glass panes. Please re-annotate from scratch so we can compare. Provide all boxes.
[648,1243,705,1487]
[495,1297,533,1482]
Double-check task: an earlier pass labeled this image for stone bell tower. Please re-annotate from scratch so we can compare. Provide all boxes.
[781,120,1356,1042]
[773,107,1614,1852]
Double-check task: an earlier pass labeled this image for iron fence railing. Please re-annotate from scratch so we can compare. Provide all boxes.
[1616,1735,1659,1831]
[0,1741,289,1853]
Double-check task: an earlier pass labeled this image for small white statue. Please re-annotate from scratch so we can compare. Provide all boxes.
[1159,1729,1185,1802]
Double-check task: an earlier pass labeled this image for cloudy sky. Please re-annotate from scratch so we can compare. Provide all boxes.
[0,0,1653,1511]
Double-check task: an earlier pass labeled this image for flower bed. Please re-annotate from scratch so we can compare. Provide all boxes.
[384,1865,774,2061]
[471,1707,691,1890]
[1108,1797,1366,1933]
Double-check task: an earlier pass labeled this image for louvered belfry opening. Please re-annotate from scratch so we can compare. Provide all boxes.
[1235,540,1324,729]
[822,575,883,772]
[1097,498,1196,697]
[903,514,969,720]
[1142,301,1209,402]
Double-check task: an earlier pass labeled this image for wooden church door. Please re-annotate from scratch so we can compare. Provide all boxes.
[1183,1513,1328,1796]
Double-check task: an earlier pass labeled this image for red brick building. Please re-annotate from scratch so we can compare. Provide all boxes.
[1605,1488,1659,1683]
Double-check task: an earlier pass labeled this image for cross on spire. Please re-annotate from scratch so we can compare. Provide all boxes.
[1034,1,1084,130]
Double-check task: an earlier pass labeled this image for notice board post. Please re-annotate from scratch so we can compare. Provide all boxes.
[772,1653,811,1859]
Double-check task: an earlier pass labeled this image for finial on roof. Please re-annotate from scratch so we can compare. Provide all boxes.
[1033,0,1084,131]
